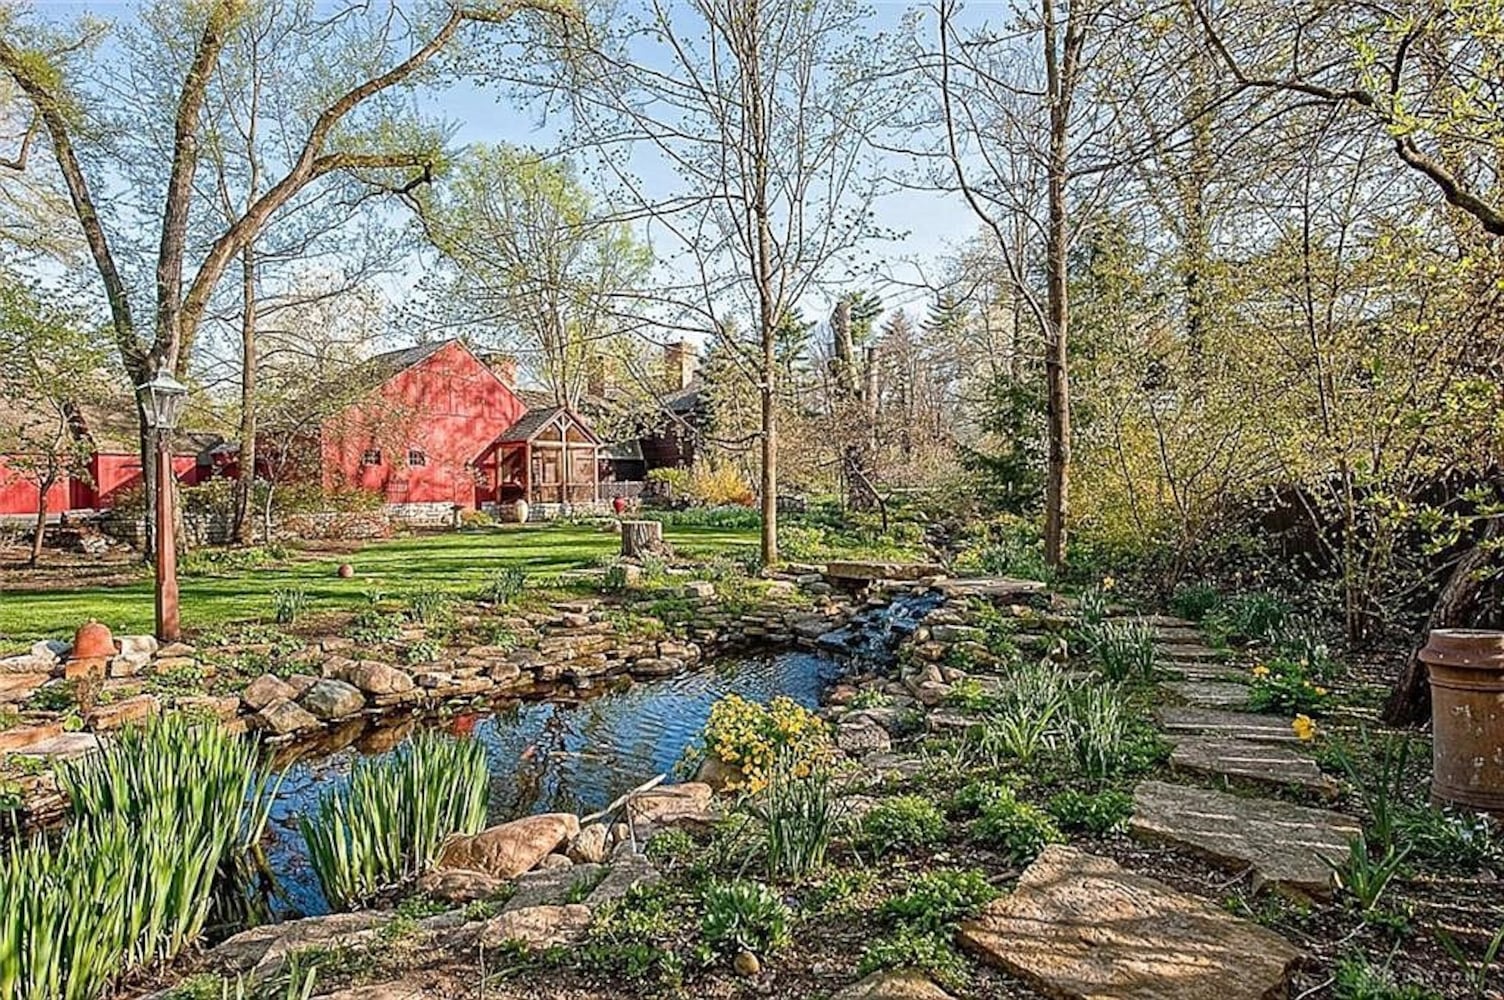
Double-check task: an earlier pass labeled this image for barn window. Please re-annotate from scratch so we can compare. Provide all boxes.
[407,448,427,467]
[361,448,382,466]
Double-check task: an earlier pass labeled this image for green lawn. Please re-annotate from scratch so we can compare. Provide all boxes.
[0,523,758,645]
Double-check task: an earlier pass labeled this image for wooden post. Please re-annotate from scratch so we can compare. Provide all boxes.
[621,520,666,559]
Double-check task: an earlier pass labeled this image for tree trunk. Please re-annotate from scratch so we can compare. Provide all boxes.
[30,476,50,567]
[233,244,257,544]
[621,520,666,559]
[1383,515,1503,725]
[1041,0,1072,570]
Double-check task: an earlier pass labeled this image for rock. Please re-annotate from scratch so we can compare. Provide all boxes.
[694,754,743,791]
[256,698,322,736]
[503,864,604,910]
[15,732,101,758]
[414,868,507,904]
[108,652,152,678]
[156,641,196,658]
[175,695,242,721]
[1129,781,1361,898]
[682,580,716,599]
[1169,736,1339,798]
[310,976,432,1000]
[1157,708,1301,744]
[568,822,611,864]
[213,913,386,976]
[30,639,68,663]
[537,853,574,870]
[734,950,761,977]
[85,693,160,731]
[627,782,717,830]
[958,845,1302,999]
[837,714,893,755]
[583,855,660,907]
[243,673,296,711]
[826,560,946,583]
[448,904,592,951]
[116,635,158,658]
[0,654,53,675]
[833,969,957,999]
[438,813,581,879]
[300,678,366,720]
[0,721,64,752]
[0,672,50,705]
[338,661,415,697]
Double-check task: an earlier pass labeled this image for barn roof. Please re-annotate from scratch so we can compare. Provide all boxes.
[496,406,602,445]
[367,340,450,376]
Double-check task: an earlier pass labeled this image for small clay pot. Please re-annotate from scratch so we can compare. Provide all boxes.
[71,620,115,660]
[337,563,355,579]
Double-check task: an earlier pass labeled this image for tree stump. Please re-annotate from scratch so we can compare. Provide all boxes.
[621,520,667,559]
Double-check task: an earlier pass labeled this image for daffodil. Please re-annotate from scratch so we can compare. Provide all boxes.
[1292,714,1317,741]
[1102,576,1117,591]
[1252,664,1270,678]
[1315,686,1328,696]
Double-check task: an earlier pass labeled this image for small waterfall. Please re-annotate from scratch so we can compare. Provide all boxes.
[814,590,943,666]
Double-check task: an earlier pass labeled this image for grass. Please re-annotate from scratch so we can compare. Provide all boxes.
[0,523,758,644]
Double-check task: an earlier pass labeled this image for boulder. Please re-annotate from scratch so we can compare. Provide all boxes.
[213,913,385,977]
[834,970,957,1000]
[626,782,717,830]
[339,661,415,697]
[568,822,611,864]
[0,654,53,675]
[837,714,893,756]
[256,698,322,736]
[175,695,243,721]
[30,639,69,663]
[300,678,366,720]
[116,635,158,658]
[85,693,160,731]
[414,868,508,904]
[447,904,591,951]
[0,672,49,705]
[243,673,296,711]
[438,813,581,879]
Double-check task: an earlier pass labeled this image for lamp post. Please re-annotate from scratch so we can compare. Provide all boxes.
[137,370,188,642]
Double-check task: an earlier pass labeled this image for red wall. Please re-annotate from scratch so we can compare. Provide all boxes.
[0,452,201,517]
[321,341,527,510]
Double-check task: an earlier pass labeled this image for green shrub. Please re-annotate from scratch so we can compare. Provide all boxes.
[272,587,309,625]
[857,925,969,989]
[25,680,77,713]
[1249,658,1332,714]
[478,567,527,605]
[699,880,791,957]
[880,869,998,932]
[1046,789,1133,835]
[970,785,1063,863]
[299,731,489,909]
[402,639,443,665]
[405,591,453,625]
[745,755,843,879]
[1333,954,1441,999]
[2,715,276,1000]
[860,795,947,856]
[602,563,632,591]
[346,608,399,645]
[1169,582,1220,622]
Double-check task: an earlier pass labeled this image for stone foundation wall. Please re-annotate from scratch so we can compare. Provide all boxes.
[385,502,461,529]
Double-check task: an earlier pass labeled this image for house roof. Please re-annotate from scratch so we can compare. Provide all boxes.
[367,340,451,377]
[496,406,602,445]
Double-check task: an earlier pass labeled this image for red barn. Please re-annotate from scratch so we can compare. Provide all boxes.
[0,394,204,518]
[318,339,603,521]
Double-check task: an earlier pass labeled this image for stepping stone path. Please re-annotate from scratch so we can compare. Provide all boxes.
[1170,735,1339,798]
[958,845,1302,999]
[1157,706,1301,743]
[1160,660,1248,683]
[1130,780,1360,897]
[1163,680,1253,710]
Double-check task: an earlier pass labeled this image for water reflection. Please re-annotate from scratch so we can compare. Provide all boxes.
[261,649,843,917]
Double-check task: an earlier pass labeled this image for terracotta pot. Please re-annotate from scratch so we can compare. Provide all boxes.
[1422,628,1504,814]
[71,620,115,660]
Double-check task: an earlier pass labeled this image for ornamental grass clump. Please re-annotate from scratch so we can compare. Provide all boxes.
[1,715,276,1000]
[702,694,830,794]
[300,730,489,910]
[745,752,845,879]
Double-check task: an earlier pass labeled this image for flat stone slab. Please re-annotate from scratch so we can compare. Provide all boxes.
[1164,681,1253,710]
[1156,644,1229,663]
[1130,780,1360,897]
[1152,626,1208,645]
[932,577,1047,598]
[958,845,1301,999]
[1160,660,1247,683]
[15,733,102,758]
[1170,736,1339,798]
[834,969,956,999]
[1157,707,1300,743]
[826,560,947,582]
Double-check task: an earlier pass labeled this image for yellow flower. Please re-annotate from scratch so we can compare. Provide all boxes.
[1315,686,1328,696]
[1101,576,1116,591]
[1252,664,1270,678]
[1292,715,1317,741]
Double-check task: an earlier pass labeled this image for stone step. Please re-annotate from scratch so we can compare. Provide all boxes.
[1157,707,1301,744]
[958,845,1302,999]
[1169,735,1339,798]
[1159,660,1247,683]
[1130,780,1361,898]
[1155,644,1229,663]
[1163,680,1253,710]
[1151,627,1207,645]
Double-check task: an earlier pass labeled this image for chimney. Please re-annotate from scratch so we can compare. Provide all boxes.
[587,354,606,398]
[664,341,695,391]
[486,353,518,390]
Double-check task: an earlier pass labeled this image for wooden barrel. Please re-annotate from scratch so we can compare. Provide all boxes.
[1422,628,1504,814]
